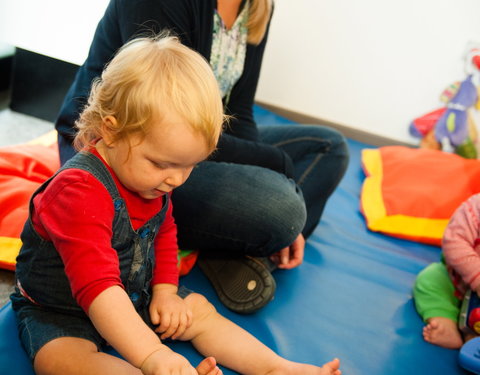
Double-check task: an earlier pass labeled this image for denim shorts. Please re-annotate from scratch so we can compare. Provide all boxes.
[10,285,193,362]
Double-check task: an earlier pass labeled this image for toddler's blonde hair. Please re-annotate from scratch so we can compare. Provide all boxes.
[74,34,225,153]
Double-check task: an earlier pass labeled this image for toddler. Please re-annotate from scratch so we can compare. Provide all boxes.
[11,35,341,375]
[414,193,480,349]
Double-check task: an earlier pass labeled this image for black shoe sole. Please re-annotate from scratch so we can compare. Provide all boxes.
[197,256,276,314]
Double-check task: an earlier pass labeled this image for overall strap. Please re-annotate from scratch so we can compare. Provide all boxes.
[61,152,121,200]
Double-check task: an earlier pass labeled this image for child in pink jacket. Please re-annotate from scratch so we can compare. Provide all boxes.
[414,193,480,349]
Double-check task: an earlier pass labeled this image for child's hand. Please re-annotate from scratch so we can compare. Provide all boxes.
[149,284,193,340]
[196,357,223,375]
[140,346,197,375]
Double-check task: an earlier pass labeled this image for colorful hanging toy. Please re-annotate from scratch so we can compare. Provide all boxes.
[409,48,480,159]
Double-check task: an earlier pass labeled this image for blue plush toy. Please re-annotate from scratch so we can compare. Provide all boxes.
[409,49,480,159]
[459,337,480,374]
[434,75,478,158]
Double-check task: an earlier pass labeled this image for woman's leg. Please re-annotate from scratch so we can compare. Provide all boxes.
[172,161,306,257]
[258,125,349,238]
[171,124,347,313]
[172,161,306,313]
[173,123,349,250]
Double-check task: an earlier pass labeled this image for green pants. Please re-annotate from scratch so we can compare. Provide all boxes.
[413,261,461,322]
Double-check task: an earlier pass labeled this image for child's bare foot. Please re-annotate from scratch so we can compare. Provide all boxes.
[271,358,341,375]
[196,357,222,375]
[423,317,463,349]
[317,358,341,375]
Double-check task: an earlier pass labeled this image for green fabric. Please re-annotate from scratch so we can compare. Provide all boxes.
[413,261,460,322]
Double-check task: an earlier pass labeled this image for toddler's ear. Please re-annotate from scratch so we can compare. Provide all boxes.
[101,116,118,146]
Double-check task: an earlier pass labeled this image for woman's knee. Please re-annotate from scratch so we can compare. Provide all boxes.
[318,126,349,168]
[243,174,306,255]
[263,186,306,246]
[174,162,306,255]
[206,165,306,253]
[307,125,349,163]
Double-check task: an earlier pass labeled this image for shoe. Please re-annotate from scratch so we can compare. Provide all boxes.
[197,255,276,314]
[256,256,278,273]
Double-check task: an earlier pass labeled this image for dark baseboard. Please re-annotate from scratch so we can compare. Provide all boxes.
[9,48,79,123]
[0,56,13,91]
[256,101,414,147]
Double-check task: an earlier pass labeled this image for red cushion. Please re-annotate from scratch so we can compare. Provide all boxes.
[361,146,480,245]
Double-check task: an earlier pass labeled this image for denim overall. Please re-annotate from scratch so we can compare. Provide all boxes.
[11,151,169,359]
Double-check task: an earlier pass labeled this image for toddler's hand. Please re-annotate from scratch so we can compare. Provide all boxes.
[196,357,223,375]
[149,284,193,340]
[141,346,196,375]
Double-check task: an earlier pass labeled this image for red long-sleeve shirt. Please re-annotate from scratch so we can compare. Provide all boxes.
[31,150,179,312]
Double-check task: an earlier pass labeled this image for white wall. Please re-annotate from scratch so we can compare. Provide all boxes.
[1,0,480,144]
[0,0,109,65]
[256,0,480,143]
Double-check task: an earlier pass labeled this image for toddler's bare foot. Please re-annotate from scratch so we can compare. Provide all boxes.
[317,358,341,375]
[196,357,222,375]
[423,317,463,349]
[272,358,341,375]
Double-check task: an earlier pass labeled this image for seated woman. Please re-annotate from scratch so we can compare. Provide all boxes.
[55,0,349,313]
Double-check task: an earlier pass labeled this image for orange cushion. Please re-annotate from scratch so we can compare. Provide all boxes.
[0,131,197,275]
[0,131,59,270]
[361,146,480,246]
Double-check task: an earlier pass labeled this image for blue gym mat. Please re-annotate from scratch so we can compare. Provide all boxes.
[0,106,469,374]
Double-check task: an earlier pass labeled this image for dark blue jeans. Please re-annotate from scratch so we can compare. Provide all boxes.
[172,124,349,257]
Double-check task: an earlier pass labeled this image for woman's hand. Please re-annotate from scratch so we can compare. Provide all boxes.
[149,284,193,340]
[270,234,305,270]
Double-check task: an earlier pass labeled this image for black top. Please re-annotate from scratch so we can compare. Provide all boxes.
[55,0,294,177]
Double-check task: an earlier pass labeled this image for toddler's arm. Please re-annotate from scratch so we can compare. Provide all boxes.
[88,285,196,374]
[149,283,193,340]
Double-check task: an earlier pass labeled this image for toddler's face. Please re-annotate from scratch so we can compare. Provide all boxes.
[100,111,210,199]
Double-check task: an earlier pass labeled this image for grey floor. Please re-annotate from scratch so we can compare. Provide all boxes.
[0,90,54,307]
